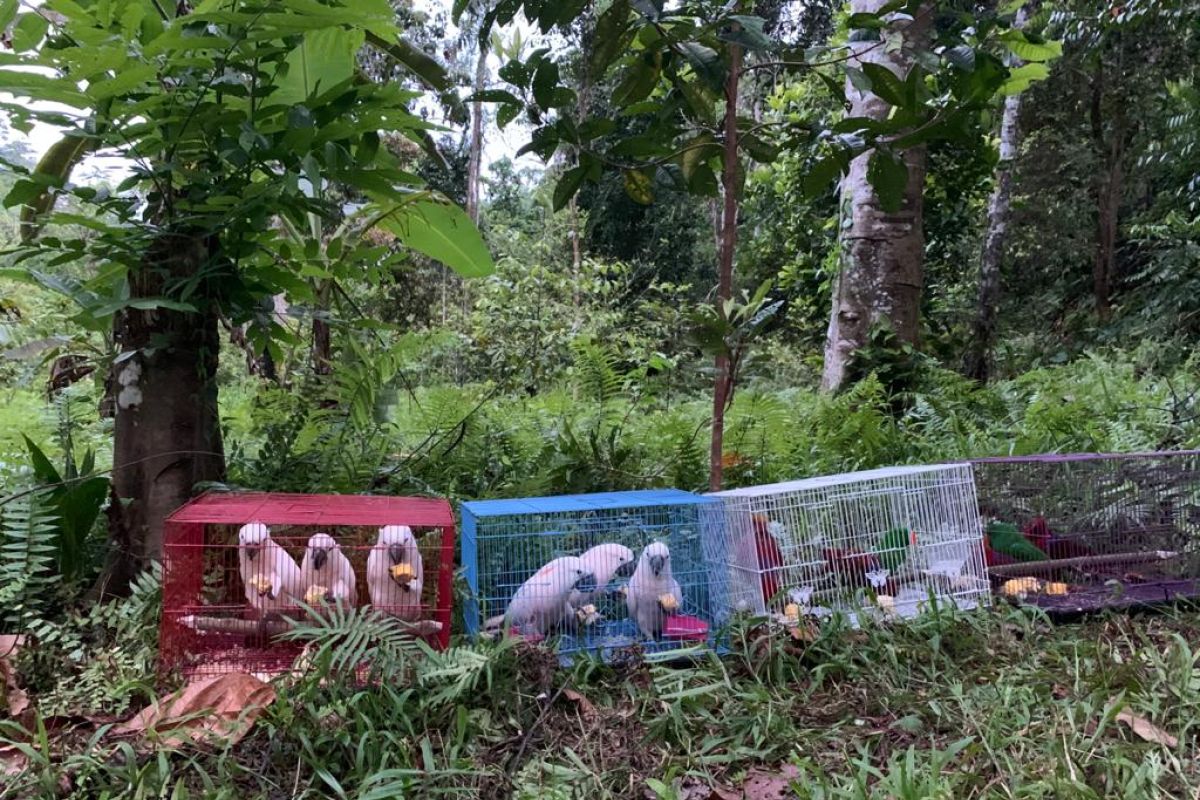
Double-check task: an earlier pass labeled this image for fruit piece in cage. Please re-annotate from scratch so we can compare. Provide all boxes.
[1044,582,1069,596]
[657,593,680,612]
[783,602,801,623]
[389,562,416,583]
[304,585,331,606]
[1001,577,1043,598]
[248,575,273,596]
[575,603,602,626]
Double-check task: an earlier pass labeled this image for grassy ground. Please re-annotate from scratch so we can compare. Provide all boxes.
[5,601,1199,799]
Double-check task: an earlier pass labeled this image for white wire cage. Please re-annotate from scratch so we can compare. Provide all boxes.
[709,464,991,624]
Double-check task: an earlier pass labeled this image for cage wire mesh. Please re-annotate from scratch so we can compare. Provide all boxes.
[709,464,990,626]
[462,490,731,661]
[971,451,1200,614]
[160,492,455,679]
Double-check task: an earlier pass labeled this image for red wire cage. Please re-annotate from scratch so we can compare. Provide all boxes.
[160,492,456,679]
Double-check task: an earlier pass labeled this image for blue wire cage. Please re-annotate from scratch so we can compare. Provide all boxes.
[462,489,730,661]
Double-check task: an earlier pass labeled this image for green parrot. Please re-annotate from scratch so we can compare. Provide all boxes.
[875,526,914,571]
[985,520,1049,563]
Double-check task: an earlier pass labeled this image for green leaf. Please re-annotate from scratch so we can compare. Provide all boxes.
[719,15,771,51]
[532,59,560,108]
[497,103,522,128]
[0,69,88,106]
[11,13,49,52]
[679,42,724,90]
[623,168,654,204]
[802,156,841,198]
[0,0,18,30]
[867,149,907,212]
[91,297,200,316]
[613,50,661,106]
[816,70,846,105]
[552,164,588,212]
[861,63,907,108]
[999,62,1050,96]
[374,199,494,278]
[590,0,632,77]
[999,30,1062,63]
[22,435,61,486]
[845,66,872,93]
[273,27,364,106]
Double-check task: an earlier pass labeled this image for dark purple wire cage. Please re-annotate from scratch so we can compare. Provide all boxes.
[970,451,1200,615]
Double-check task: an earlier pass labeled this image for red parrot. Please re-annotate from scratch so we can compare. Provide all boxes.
[751,515,785,605]
[1022,516,1091,560]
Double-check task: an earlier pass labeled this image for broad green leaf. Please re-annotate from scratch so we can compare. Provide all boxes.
[999,30,1062,63]
[867,149,908,212]
[532,59,560,108]
[623,168,654,204]
[613,50,661,106]
[862,63,908,108]
[803,155,841,198]
[720,14,772,51]
[11,13,49,52]
[845,66,872,94]
[999,62,1050,96]
[273,27,364,106]
[590,0,632,77]
[0,0,18,29]
[91,297,200,316]
[497,103,522,128]
[552,164,588,212]
[375,199,494,278]
[0,70,88,106]
[22,435,61,486]
[679,42,724,90]
[87,64,159,100]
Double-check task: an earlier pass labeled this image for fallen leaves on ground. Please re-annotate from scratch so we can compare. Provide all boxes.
[561,688,597,719]
[114,672,275,748]
[0,635,28,718]
[0,743,27,777]
[742,763,802,799]
[1115,709,1178,748]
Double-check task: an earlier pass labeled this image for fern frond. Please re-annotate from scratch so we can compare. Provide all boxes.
[0,489,61,626]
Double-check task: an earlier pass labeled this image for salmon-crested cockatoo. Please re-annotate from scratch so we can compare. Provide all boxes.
[238,522,304,617]
[300,532,358,607]
[626,541,683,639]
[568,543,635,628]
[367,525,424,620]
[504,556,597,637]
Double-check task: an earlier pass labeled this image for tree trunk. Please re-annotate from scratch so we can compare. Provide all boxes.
[312,283,332,376]
[709,42,742,492]
[95,232,226,597]
[465,36,488,224]
[963,3,1032,382]
[820,1,932,393]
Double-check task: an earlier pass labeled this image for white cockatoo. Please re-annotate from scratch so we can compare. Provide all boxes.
[238,522,305,617]
[566,543,636,628]
[367,525,424,620]
[300,532,358,607]
[504,556,597,637]
[570,543,636,607]
[626,541,683,639]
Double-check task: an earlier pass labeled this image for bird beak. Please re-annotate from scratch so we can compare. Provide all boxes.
[576,572,597,593]
[312,548,328,571]
[246,546,259,562]
[649,555,665,576]
[614,560,636,579]
[389,543,407,565]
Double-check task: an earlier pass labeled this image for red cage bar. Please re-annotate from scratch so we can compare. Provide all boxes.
[160,492,456,679]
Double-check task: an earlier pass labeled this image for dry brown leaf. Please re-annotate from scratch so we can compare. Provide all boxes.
[1115,710,1178,748]
[0,635,28,718]
[743,763,802,800]
[562,688,597,719]
[0,743,27,777]
[114,672,275,748]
